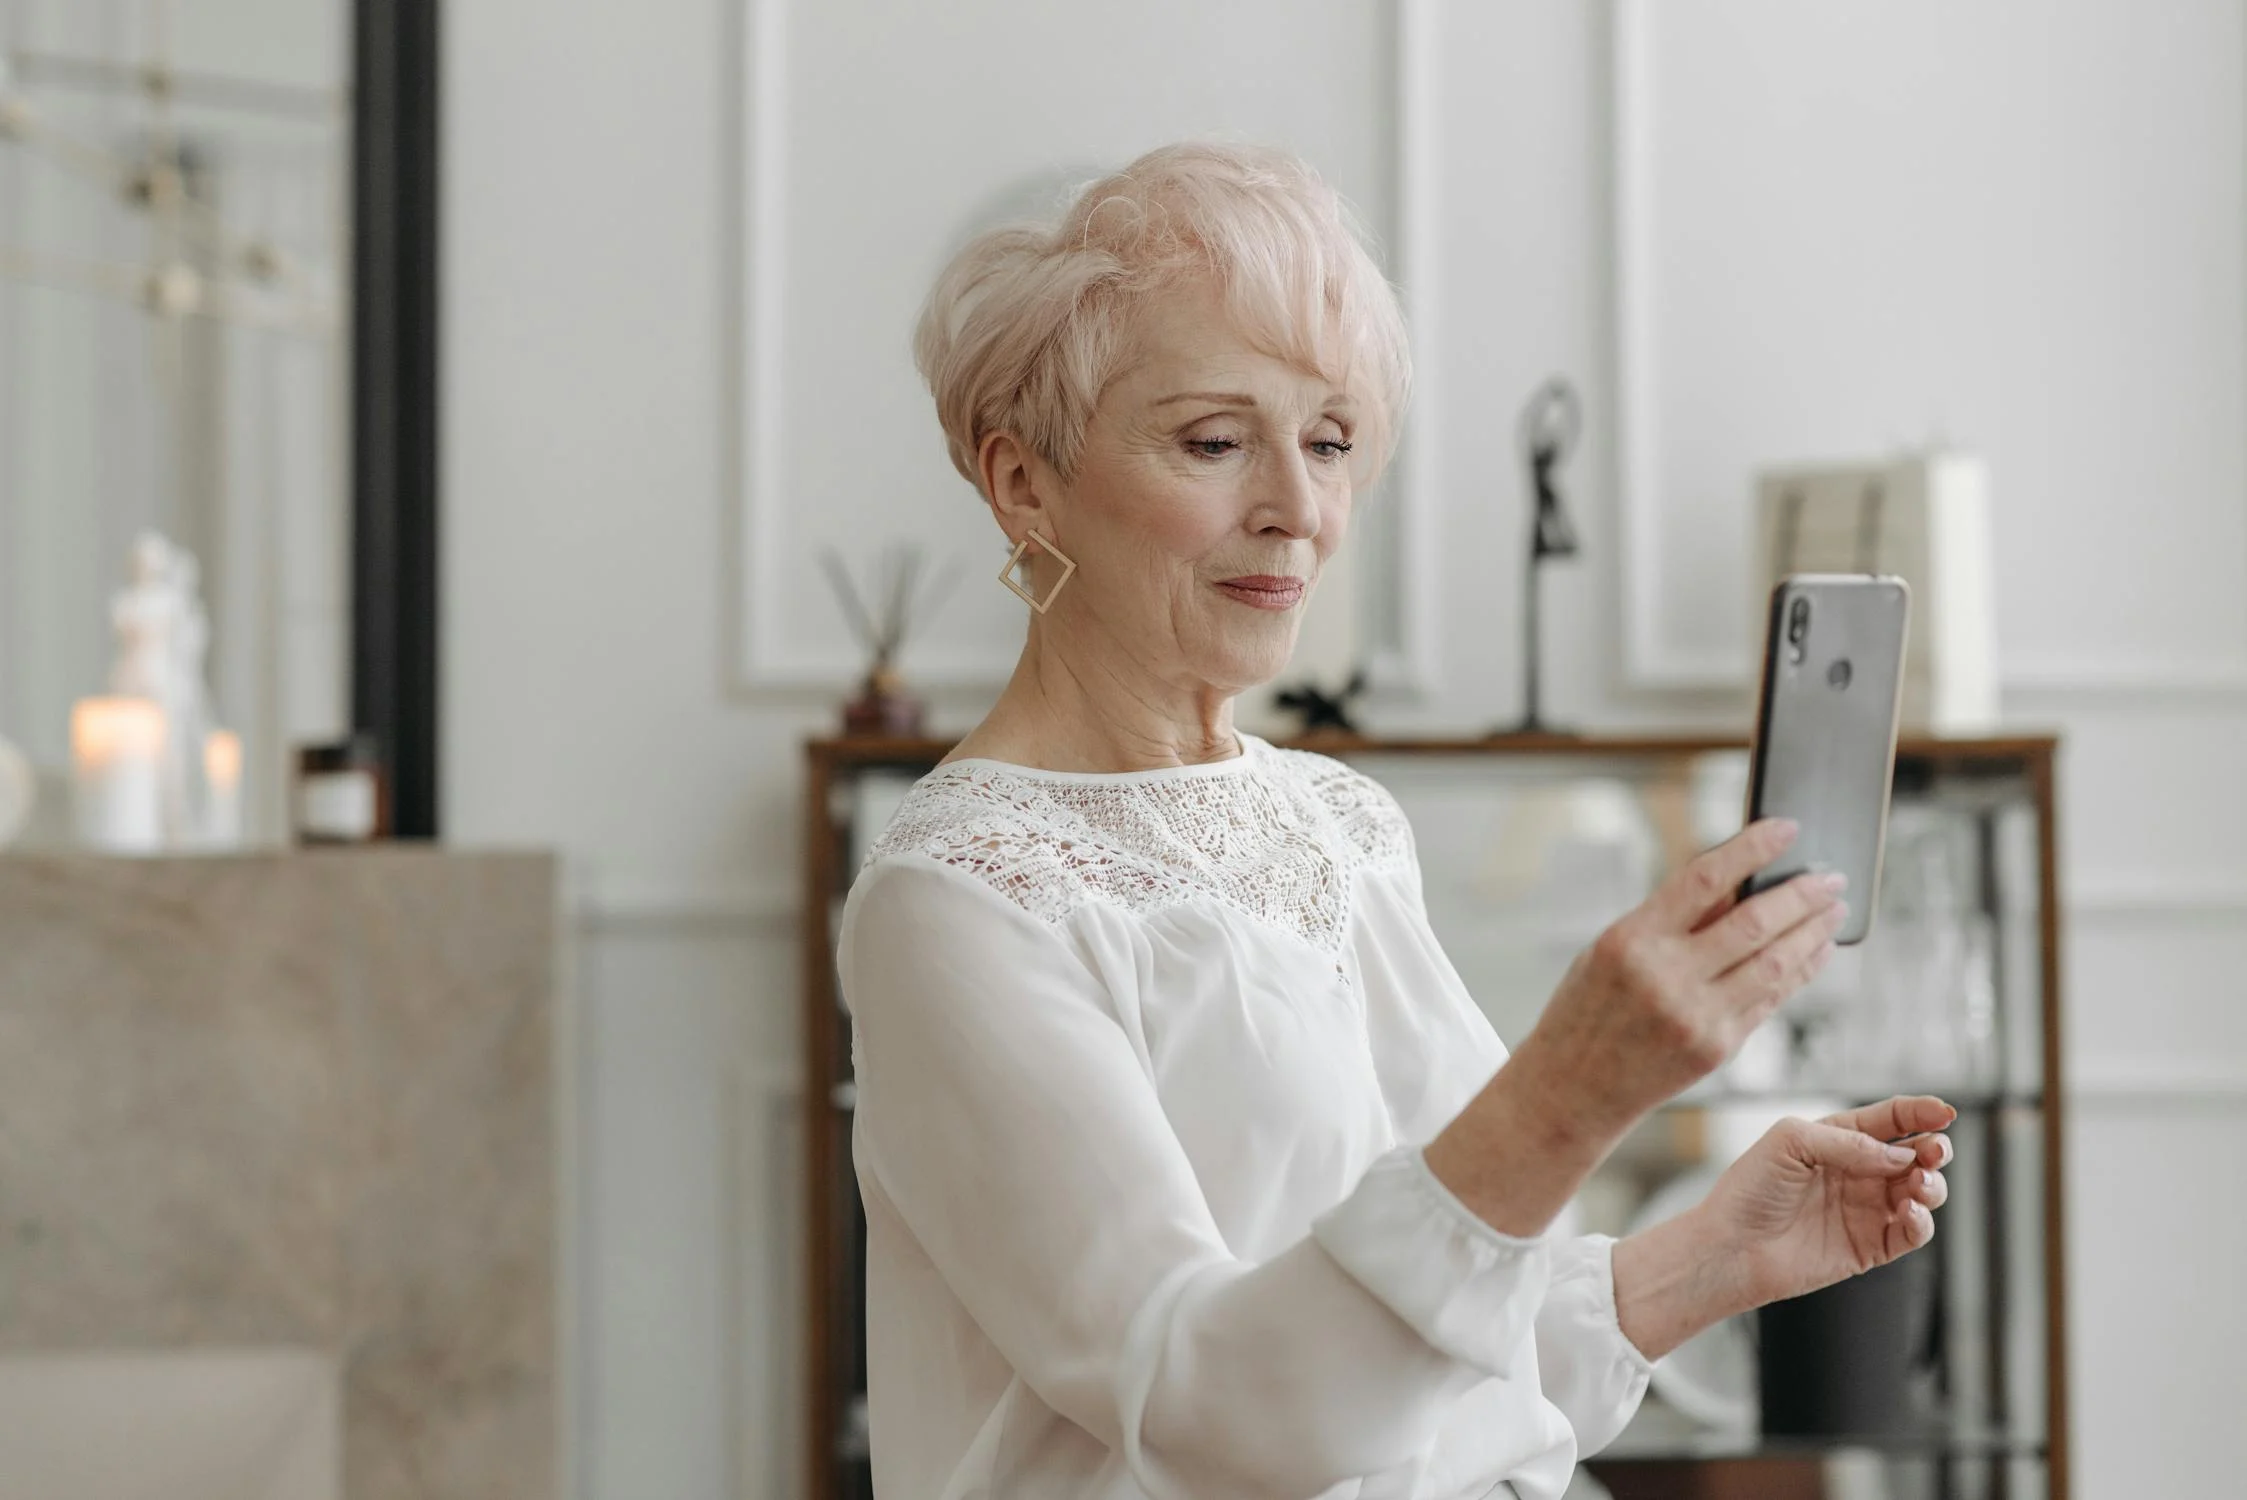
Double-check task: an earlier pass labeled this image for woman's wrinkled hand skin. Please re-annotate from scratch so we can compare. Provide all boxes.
[1512,817,1959,1359]
[1612,1095,1954,1362]
[1698,1095,1956,1307]
[1524,817,1849,1139]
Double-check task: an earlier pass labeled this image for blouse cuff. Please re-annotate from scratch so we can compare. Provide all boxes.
[1550,1232,1659,1380]
[1310,1144,1552,1381]
[1537,1232,1659,1459]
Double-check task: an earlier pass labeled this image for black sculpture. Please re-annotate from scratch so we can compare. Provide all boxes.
[1274,667,1368,736]
[1498,376,1583,735]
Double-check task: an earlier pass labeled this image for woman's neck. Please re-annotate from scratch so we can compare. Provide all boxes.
[943,631,1241,773]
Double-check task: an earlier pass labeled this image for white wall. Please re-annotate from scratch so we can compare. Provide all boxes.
[444,2,2247,1496]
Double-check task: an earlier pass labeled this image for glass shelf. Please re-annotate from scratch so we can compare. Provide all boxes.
[819,1079,2046,1115]
[1597,1397,2048,1463]
[1596,1430,2050,1464]
[1665,1086,2043,1111]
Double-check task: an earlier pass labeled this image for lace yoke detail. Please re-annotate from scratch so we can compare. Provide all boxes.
[860,741,1414,956]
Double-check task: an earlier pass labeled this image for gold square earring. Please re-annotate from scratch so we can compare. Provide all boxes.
[998,528,1076,613]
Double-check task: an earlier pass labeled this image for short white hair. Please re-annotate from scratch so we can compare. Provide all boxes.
[913,140,1411,495]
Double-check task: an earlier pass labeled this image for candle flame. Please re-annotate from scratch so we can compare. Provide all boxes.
[71,696,165,760]
[204,728,242,786]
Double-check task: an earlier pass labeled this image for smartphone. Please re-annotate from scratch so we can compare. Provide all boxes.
[1740,574,1912,944]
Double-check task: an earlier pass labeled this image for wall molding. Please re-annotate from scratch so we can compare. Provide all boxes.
[1997,662,2247,701]
[723,1059,805,1500]
[1364,0,1443,697]
[2068,1064,2247,1109]
[2068,875,2247,919]
[567,871,2247,934]
[1609,0,1723,690]
[575,881,794,938]
[732,0,1443,694]
[0,69,19,740]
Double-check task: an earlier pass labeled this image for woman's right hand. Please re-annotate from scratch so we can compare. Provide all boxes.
[1526,817,1848,1139]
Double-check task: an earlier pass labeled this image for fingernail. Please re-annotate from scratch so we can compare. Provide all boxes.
[1819,872,1849,894]
[1773,818,1800,839]
[1938,1136,1954,1167]
[1828,901,1850,927]
[1888,1144,1916,1165]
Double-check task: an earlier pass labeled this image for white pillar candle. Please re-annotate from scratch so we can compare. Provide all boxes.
[71,697,166,853]
[202,728,243,849]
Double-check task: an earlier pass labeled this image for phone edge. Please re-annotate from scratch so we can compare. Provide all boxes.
[1841,575,1913,946]
[1737,579,1793,902]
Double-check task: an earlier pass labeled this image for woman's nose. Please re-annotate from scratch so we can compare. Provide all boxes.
[1254,450,1323,538]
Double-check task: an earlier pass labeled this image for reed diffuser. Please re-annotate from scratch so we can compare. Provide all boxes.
[820,543,960,736]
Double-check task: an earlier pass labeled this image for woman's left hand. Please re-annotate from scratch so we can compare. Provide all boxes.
[1698,1094,1956,1309]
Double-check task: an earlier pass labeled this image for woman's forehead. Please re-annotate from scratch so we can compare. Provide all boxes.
[1111,290,1355,408]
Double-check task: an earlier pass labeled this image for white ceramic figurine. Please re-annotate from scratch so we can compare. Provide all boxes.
[107,531,225,847]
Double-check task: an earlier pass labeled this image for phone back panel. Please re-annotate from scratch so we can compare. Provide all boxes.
[1742,575,1911,944]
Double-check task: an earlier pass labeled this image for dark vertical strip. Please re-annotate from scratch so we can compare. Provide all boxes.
[2034,746,2070,1500]
[350,0,442,837]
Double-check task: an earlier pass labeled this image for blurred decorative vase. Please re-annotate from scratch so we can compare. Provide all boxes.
[1757,1244,1942,1438]
[0,734,32,849]
[841,663,926,738]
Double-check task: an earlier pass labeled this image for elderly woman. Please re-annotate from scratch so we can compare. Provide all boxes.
[839,141,1955,1500]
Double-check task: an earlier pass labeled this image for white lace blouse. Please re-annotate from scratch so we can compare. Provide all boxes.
[838,731,1654,1500]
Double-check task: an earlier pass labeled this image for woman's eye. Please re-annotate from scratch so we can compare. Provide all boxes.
[1310,439,1355,461]
[1187,437,1242,458]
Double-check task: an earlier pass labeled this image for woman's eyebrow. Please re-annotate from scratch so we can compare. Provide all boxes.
[1150,390,1258,408]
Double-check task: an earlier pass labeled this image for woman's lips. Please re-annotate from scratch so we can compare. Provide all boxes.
[1215,575,1306,610]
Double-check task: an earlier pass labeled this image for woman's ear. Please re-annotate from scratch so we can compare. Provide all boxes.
[978,430,1050,542]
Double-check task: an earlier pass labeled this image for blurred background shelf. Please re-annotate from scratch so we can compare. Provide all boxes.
[1665,1090,2043,1110]
[1599,1394,2048,1460]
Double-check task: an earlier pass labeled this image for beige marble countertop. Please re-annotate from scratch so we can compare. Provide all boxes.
[0,848,561,1498]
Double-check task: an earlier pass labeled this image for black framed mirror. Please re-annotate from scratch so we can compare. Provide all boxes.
[0,0,441,843]
[350,0,439,837]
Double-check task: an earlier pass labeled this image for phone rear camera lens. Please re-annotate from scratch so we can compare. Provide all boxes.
[1787,597,1810,644]
[1828,658,1853,690]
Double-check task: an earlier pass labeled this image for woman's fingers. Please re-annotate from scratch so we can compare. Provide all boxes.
[1713,897,1845,1014]
[1686,888,1739,937]
[1889,1166,1949,1211]
[1765,1114,1951,1264]
[1649,818,1800,930]
[1891,1131,1954,1171]
[1888,1199,1935,1257]
[1695,869,1848,976]
[1825,1095,1959,1144]
[1775,1117,1921,1180]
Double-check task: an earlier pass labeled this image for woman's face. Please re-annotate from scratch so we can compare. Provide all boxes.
[1040,282,1360,696]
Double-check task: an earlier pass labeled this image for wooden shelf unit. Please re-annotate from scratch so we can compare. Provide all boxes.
[799,733,2067,1500]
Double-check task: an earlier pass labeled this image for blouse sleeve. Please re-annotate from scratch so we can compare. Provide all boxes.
[1534,1234,1657,1457]
[841,854,1559,1500]
[1364,773,1655,1458]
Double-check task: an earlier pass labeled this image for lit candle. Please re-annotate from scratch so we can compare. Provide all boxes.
[71,696,165,853]
[203,728,243,849]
